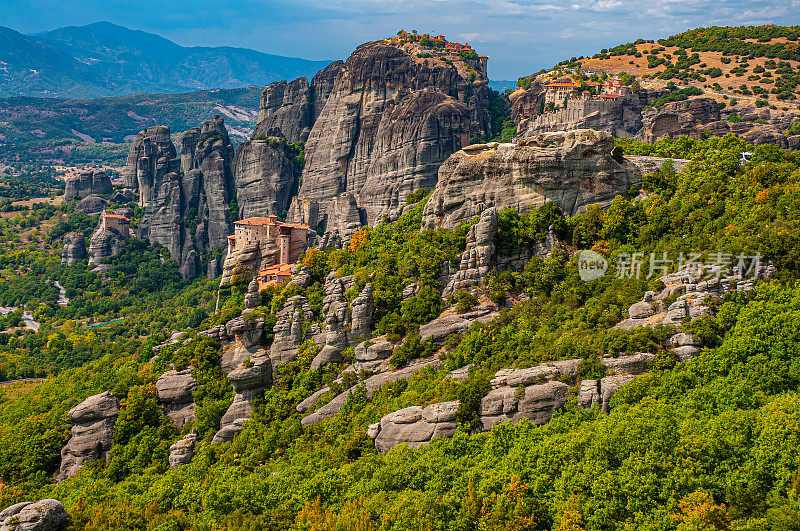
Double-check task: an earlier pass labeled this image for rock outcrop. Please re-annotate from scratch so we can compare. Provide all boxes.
[124,125,179,207]
[168,430,199,468]
[137,117,236,279]
[614,263,774,333]
[370,401,459,453]
[443,207,497,297]
[58,391,120,482]
[422,130,641,230]
[74,195,108,216]
[269,295,314,368]
[232,137,300,219]
[298,39,491,230]
[252,78,313,142]
[155,369,197,427]
[60,232,86,266]
[88,219,128,265]
[349,283,374,341]
[64,170,113,201]
[213,353,272,443]
[310,273,352,370]
[637,97,721,143]
[0,500,68,531]
[300,357,443,426]
[419,307,499,343]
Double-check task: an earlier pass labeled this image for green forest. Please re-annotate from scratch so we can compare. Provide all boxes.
[0,133,799,529]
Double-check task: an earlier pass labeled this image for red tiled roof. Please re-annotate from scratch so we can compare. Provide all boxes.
[234,217,308,230]
[260,263,295,276]
[104,213,129,221]
[546,82,578,88]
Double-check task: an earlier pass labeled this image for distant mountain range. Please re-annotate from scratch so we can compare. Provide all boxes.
[0,21,333,98]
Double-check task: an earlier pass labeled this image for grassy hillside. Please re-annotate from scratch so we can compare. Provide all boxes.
[0,135,799,529]
[547,25,800,108]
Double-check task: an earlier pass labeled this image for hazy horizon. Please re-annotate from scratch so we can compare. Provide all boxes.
[3,0,800,80]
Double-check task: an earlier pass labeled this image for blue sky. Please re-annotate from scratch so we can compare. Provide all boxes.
[2,0,799,79]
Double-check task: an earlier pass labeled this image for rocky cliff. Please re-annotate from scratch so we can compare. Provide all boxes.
[58,391,120,482]
[422,130,641,230]
[124,125,179,207]
[135,117,236,279]
[232,137,300,219]
[297,39,491,231]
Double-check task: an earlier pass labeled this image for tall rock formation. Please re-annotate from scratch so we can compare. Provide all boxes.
[58,391,120,482]
[124,125,179,207]
[298,39,491,229]
[137,117,236,279]
[252,78,313,142]
[422,130,641,230]
[64,170,113,201]
[232,137,300,219]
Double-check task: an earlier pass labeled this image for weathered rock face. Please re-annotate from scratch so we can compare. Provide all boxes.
[156,369,197,427]
[371,401,459,453]
[58,391,120,482]
[310,273,351,370]
[517,90,658,139]
[349,283,374,341]
[443,207,497,297]
[298,40,491,228]
[253,78,313,142]
[422,130,641,229]
[65,170,113,201]
[137,117,235,279]
[169,430,198,468]
[638,97,721,143]
[74,195,107,217]
[213,353,272,443]
[232,137,300,219]
[61,232,86,266]
[0,499,69,531]
[269,295,314,368]
[88,219,129,265]
[124,125,179,207]
[310,61,344,122]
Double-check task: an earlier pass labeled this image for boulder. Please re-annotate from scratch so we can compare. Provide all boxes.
[74,194,107,216]
[156,369,197,427]
[371,401,459,453]
[168,431,198,468]
[628,301,653,319]
[58,391,120,481]
[0,499,68,531]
